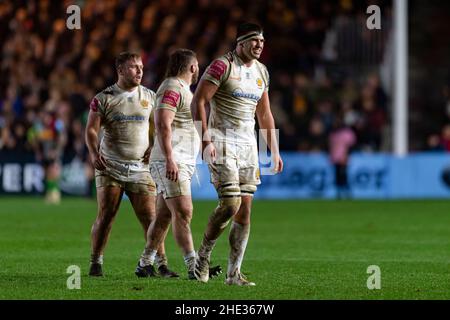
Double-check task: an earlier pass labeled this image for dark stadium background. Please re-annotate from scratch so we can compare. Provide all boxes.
[1,0,450,301]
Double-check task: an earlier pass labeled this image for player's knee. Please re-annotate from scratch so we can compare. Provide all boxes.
[212,196,241,226]
[180,201,193,216]
[96,207,115,224]
[92,215,112,232]
[99,200,119,216]
[220,197,241,216]
[209,183,242,228]
[217,183,241,213]
[175,203,193,224]
[177,214,192,227]
[234,207,251,225]
[157,209,172,225]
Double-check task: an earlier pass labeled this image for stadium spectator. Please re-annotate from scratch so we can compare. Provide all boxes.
[329,115,356,199]
[28,108,66,204]
[441,124,450,152]
[425,133,445,152]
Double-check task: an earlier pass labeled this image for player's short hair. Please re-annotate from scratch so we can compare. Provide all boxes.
[165,49,196,78]
[115,52,141,70]
[236,22,263,42]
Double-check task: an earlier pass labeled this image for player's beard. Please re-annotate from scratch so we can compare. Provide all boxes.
[192,69,199,84]
[126,75,141,87]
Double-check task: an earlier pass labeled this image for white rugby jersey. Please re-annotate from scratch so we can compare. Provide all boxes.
[150,77,200,165]
[89,84,155,163]
[201,50,269,145]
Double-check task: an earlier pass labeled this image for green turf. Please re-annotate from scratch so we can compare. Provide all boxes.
[1,197,450,299]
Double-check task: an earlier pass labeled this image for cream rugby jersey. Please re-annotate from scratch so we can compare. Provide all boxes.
[201,50,269,145]
[89,83,155,163]
[150,77,200,165]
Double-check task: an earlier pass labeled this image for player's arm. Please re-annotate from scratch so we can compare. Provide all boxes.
[255,91,283,173]
[191,79,219,161]
[143,109,155,164]
[154,108,178,182]
[85,109,106,170]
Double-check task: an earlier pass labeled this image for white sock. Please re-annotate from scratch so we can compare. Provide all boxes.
[227,221,250,277]
[139,248,157,267]
[183,251,196,272]
[90,254,103,265]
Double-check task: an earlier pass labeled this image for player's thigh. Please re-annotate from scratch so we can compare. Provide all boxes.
[209,141,239,186]
[95,187,124,218]
[209,161,240,198]
[152,194,172,232]
[156,193,171,218]
[127,190,156,217]
[151,162,194,199]
[236,141,260,194]
[124,170,157,212]
[95,174,124,217]
[165,195,193,219]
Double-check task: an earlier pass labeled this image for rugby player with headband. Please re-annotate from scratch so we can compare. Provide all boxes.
[192,22,283,286]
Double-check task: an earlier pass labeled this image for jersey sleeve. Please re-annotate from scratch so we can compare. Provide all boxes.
[261,64,270,92]
[156,85,182,112]
[146,88,157,120]
[89,93,106,117]
[201,57,230,87]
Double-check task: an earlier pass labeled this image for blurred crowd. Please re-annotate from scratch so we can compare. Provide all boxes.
[0,0,408,164]
[423,80,450,152]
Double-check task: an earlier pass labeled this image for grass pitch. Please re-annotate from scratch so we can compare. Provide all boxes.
[1,197,450,299]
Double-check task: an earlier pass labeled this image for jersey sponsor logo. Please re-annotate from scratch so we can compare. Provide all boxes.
[140,100,149,108]
[256,78,263,88]
[161,90,180,108]
[112,112,146,122]
[231,88,261,101]
[207,60,227,80]
[90,97,99,112]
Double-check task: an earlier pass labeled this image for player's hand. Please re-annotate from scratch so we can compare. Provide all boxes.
[166,158,179,182]
[90,152,107,170]
[272,153,283,174]
[143,146,151,164]
[202,141,216,164]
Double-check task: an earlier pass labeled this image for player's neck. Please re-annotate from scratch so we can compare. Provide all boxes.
[116,80,138,92]
[176,74,192,86]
